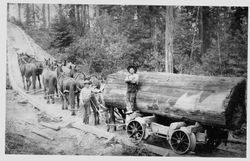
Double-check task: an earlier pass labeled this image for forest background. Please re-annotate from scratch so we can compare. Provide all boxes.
[7,3,248,78]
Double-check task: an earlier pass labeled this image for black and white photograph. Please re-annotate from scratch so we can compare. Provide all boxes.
[2,0,249,159]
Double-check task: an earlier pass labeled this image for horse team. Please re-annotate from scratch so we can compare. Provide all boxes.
[17,52,105,125]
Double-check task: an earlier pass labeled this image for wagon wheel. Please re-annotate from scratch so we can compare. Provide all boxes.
[169,129,193,155]
[126,120,144,144]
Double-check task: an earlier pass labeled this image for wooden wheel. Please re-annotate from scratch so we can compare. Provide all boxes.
[126,120,144,144]
[169,129,192,155]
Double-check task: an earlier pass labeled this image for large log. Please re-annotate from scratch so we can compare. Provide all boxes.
[104,71,246,130]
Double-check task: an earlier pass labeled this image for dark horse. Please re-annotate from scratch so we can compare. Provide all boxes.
[20,60,43,91]
[18,55,43,91]
[57,64,80,115]
[42,58,58,104]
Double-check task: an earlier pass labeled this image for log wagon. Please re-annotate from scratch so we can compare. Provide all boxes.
[103,71,246,154]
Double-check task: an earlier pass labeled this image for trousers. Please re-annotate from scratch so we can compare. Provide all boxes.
[126,91,137,112]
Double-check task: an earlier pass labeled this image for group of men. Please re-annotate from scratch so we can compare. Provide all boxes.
[79,65,139,125]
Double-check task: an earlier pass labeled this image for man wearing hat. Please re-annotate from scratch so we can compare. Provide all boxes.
[80,80,101,124]
[80,80,93,124]
[125,65,139,114]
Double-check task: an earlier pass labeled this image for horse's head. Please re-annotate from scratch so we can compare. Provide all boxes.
[36,61,44,70]
[44,58,50,67]
[69,65,77,78]
[44,58,56,70]
[56,63,64,79]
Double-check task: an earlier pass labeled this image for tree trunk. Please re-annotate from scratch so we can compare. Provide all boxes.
[42,4,46,28]
[58,4,62,21]
[95,5,100,17]
[32,4,35,26]
[200,6,204,56]
[165,6,174,73]
[70,5,76,24]
[81,5,86,35]
[217,31,222,75]
[18,3,21,22]
[76,5,81,33]
[190,7,200,60]
[86,5,90,29]
[25,4,30,26]
[150,6,158,53]
[47,4,50,29]
[104,71,246,130]
[7,3,10,21]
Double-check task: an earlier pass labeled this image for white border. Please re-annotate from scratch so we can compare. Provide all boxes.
[1,0,250,161]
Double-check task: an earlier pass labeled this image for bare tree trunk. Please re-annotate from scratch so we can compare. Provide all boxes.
[76,5,80,32]
[70,5,76,24]
[32,4,35,26]
[95,5,99,17]
[217,31,222,75]
[25,4,30,26]
[165,6,174,73]
[81,5,86,33]
[7,3,10,21]
[86,5,90,30]
[42,4,46,28]
[200,6,203,56]
[190,7,200,60]
[150,7,158,53]
[47,4,50,29]
[58,4,62,21]
[120,6,125,33]
[18,3,21,22]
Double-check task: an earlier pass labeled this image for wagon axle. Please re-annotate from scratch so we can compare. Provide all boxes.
[126,115,228,155]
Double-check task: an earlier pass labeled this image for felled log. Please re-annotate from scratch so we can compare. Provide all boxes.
[103,71,246,130]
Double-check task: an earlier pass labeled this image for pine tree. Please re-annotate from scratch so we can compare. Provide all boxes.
[50,16,74,51]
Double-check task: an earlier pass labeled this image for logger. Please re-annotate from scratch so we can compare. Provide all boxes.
[104,71,246,154]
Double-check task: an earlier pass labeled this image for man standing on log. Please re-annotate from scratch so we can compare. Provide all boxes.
[125,66,139,114]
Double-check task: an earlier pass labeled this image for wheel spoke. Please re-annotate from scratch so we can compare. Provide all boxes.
[171,137,178,141]
[182,138,188,142]
[182,141,189,146]
[135,123,140,128]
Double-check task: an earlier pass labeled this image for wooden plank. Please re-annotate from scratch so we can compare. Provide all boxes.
[40,122,61,131]
[71,122,115,140]
[31,130,55,141]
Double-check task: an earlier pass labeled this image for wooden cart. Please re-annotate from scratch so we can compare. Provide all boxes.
[103,71,246,154]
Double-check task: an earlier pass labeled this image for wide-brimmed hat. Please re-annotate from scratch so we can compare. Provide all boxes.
[127,65,137,73]
[83,80,92,84]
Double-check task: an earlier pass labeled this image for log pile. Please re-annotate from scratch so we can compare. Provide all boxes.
[104,71,246,130]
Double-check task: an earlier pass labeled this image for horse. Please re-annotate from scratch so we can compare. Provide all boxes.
[33,60,43,89]
[57,64,80,116]
[19,63,37,91]
[18,53,43,90]
[42,58,58,104]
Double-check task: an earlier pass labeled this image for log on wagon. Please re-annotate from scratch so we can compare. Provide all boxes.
[103,71,246,130]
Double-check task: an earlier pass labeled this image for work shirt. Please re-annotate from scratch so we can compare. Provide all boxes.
[80,85,101,105]
[125,73,139,93]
